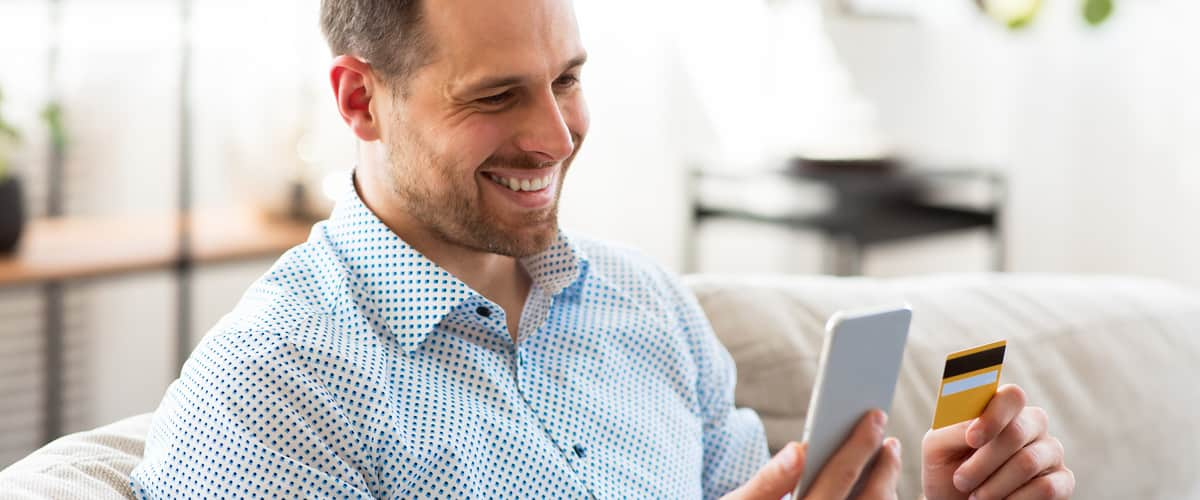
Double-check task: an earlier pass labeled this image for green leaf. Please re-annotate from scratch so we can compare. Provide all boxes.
[0,85,18,180]
[0,121,19,140]
[41,102,67,150]
[1084,0,1114,26]
[1008,15,1035,30]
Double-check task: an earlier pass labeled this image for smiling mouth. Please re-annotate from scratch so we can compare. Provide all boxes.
[486,172,555,192]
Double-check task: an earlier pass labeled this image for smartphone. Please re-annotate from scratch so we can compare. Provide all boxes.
[792,305,912,499]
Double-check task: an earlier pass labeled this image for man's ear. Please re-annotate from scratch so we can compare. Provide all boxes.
[330,55,383,142]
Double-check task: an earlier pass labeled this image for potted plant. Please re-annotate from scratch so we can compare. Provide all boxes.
[977,0,1114,29]
[0,85,25,253]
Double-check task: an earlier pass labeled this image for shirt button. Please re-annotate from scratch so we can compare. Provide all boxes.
[475,306,491,318]
[573,444,586,458]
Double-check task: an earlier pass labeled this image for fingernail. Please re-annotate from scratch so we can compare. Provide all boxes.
[886,438,901,455]
[780,443,802,474]
[954,473,974,493]
[875,410,888,427]
[967,428,984,447]
[968,494,978,500]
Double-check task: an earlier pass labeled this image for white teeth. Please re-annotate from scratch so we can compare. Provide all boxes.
[488,172,554,192]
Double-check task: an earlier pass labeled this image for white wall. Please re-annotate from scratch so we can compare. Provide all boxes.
[559,0,694,269]
[822,0,1200,285]
[591,0,1200,285]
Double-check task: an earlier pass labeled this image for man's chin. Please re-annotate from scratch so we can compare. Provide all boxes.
[502,226,559,258]
[474,216,556,257]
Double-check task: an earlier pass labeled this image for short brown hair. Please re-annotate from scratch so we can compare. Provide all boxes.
[320,0,433,84]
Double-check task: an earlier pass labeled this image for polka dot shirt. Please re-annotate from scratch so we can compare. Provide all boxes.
[130,170,768,498]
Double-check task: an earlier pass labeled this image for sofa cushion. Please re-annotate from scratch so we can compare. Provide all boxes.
[685,273,1200,500]
[0,413,150,499]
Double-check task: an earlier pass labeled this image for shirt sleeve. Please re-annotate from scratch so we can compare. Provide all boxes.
[662,272,771,499]
[129,328,379,499]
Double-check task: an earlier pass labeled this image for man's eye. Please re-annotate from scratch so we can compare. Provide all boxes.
[554,75,580,89]
[477,91,513,106]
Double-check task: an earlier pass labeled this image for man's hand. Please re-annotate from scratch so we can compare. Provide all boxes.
[922,384,1075,500]
[723,410,902,500]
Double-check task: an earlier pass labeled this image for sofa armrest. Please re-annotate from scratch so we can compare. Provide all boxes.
[0,413,152,499]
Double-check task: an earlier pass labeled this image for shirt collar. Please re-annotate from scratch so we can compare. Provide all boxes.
[323,168,589,352]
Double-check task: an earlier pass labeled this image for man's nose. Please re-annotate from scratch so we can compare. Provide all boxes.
[516,92,575,163]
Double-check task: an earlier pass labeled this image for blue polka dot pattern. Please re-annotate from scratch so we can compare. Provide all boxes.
[130,170,768,498]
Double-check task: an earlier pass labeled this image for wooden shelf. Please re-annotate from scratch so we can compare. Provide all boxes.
[0,206,315,287]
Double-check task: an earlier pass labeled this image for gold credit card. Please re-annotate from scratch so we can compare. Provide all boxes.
[931,340,1007,429]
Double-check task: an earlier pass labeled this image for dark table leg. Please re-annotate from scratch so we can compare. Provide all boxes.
[991,173,1008,272]
[175,260,192,372]
[41,282,64,444]
[683,171,703,274]
[827,233,864,276]
[991,224,1007,272]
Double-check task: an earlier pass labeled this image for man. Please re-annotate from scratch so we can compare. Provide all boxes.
[131,0,1074,498]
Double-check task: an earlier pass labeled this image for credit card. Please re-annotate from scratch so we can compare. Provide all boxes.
[931,340,1006,429]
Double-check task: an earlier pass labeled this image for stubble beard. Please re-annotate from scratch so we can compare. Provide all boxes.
[384,126,567,258]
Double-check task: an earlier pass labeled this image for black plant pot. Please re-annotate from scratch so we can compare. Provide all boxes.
[0,175,26,253]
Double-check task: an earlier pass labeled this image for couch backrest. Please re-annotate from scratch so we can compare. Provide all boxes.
[686,273,1200,500]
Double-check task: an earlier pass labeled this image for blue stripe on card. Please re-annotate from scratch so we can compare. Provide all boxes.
[941,370,999,397]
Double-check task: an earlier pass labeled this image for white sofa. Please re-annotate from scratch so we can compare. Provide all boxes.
[3,274,1200,499]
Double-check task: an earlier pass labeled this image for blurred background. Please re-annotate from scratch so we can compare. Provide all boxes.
[1,0,1198,468]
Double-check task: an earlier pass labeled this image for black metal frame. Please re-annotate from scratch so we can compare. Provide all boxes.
[175,0,194,372]
[687,166,1007,276]
[41,0,64,445]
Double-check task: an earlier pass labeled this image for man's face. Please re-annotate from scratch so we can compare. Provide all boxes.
[374,0,589,258]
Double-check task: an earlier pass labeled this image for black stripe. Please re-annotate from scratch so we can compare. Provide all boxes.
[943,345,1006,379]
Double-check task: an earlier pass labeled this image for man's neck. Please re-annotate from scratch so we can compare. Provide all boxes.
[354,164,531,341]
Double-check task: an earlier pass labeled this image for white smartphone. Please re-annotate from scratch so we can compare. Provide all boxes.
[792,305,912,499]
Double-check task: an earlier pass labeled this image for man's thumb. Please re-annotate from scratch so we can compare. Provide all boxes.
[723,442,807,500]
